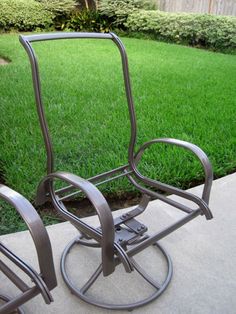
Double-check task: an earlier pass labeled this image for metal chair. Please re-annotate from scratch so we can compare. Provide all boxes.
[0,185,57,314]
[19,32,213,310]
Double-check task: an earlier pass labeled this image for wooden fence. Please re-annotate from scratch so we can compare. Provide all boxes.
[157,0,236,16]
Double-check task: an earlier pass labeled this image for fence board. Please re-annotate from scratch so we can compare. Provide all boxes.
[157,0,236,16]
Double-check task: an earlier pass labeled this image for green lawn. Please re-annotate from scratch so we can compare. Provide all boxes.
[0,33,236,233]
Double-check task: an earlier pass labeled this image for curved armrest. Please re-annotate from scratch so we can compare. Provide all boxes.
[36,171,115,276]
[131,138,213,219]
[0,184,57,290]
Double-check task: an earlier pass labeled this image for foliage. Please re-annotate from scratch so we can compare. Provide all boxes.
[36,0,76,30]
[0,0,108,32]
[98,0,157,28]
[0,0,53,31]
[126,10,236,50]
[68,9,111,32]
[36,0,75,14]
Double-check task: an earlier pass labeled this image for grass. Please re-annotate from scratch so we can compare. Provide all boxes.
[0,33,236,234]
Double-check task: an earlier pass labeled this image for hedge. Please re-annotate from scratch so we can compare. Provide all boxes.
[98,0,157,28]
[0,0,76,32]
[0,0,53,31]
[126,10,236,50]
[1,0,235,51]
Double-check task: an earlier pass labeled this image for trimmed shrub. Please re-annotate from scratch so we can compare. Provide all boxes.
[126,10,236,50]
[0,0,53,31]
[98,0,157,28]
[36,0,76,29]
[0,0,77,32]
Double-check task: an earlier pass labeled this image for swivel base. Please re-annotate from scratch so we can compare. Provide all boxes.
[60,236,173,311]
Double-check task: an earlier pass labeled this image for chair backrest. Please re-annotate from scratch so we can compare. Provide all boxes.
[19,32,138,176]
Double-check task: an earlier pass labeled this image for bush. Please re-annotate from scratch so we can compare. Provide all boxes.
[36,0,76,29]
[36,0,75,15]
[68,9,111,32]
[126,10,236,51]
[0,0,77,32]
[0,0,53,31]
[98,0,157,29]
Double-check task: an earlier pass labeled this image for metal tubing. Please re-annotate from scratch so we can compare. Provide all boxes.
[19,38,54,174]
[0,287,38,314]
[127,173,194,214]
[0,243,53,304]
[79,264,103,294]
[19,32,213,310]
[21,32,113,43]
[0,295,24,314]
[127,172,212,219]
[19,32,137,176]
[131,258,161,289]
[60,238,172,310]
[0,260,29,292]
[59,170,133,201]
[126,209,201,258]
[0,184,56,313]
[0,184,57,291]
[37,171,115,276]
[110,33,137,166]
[133,138,213,204]
[55,164,130,196]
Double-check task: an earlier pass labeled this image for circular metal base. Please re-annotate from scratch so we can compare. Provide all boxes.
[0,295,25,314]
[60,236,173,311]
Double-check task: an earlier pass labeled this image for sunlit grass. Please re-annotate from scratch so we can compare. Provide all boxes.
[0,33,236,232]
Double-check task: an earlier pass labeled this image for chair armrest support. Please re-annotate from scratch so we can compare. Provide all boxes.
[36,171,115,276]
[0,184,57,290]
[131,138,213,219]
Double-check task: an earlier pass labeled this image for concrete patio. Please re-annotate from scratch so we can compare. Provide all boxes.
[1,173,236,313]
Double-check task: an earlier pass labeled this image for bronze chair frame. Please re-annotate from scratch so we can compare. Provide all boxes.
[0,185,57,314]
[19,32,213,310]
